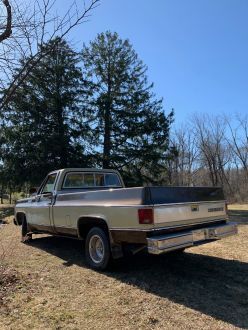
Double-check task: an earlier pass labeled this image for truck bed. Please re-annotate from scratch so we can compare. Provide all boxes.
[55,186,227,230]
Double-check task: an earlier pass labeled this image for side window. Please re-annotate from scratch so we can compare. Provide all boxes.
[41,173,57,194]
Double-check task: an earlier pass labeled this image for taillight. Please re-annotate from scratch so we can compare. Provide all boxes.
[138,208,154,224]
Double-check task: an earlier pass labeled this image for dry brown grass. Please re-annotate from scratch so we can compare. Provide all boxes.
[228,204,248,210]
[0,207,247,330]
[228,204,248,225]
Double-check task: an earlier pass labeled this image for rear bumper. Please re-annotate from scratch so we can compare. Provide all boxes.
[147,222,238,255]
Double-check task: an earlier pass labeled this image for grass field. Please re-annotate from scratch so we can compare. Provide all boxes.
[228,204,248,225]
[0,205,247,330]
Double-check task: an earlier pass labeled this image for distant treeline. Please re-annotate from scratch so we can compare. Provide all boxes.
[168,113,248,202]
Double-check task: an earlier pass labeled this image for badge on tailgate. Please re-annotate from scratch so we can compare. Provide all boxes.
[191,204,199,212]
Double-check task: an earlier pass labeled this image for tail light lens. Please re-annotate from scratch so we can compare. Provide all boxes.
[138,208,154,224]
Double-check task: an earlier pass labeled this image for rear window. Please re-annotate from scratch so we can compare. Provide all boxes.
[63,172,121,189]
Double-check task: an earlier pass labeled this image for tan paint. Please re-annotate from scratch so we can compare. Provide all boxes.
[154,201,227,227]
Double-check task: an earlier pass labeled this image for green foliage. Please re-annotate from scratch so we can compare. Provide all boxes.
[0,32,176,189]
[0,38,90,185]
[81,31,175,185]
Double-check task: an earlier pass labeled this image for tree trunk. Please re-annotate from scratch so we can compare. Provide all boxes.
[103,105,111,168]
[0,187,3,204]
[103,69,112,168]
[55,57,68,168]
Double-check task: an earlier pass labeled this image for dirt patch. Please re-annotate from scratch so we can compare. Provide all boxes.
[0,266,19,297]
[0,266,21,315]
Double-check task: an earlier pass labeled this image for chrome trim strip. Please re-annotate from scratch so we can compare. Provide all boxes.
[109,218,228,232]
[53,225,75,229]
[54,203,143,208]
[56,186,143,197]
[153,200,227,207]
[30,223,49,227]
[53,200,227,208]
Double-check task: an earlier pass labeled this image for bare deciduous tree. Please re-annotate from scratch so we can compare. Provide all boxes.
[0,0,100,110]
[192,114,231,188]
[226,114,248,179]
[168,113,248,201]
[0,0,12,43]
[170,125,199,186]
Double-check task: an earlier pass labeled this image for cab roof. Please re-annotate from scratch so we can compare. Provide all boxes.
[50,168,120,174]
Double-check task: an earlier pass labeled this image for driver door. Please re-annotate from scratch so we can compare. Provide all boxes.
[28,172,57,232]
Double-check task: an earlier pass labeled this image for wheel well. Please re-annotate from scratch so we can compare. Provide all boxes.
[77,217,109,240]
[15,212,26,226]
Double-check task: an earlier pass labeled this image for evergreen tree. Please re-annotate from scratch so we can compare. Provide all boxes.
[81,31,174,185]
[0,38,89,185]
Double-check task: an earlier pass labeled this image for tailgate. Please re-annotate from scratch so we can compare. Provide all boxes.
[146,187,227,228]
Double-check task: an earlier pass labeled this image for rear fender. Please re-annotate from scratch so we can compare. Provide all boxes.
[77,215,123,259]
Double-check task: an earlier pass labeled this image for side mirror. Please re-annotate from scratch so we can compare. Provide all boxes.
[29,187,37,195]
[42,192,53,199]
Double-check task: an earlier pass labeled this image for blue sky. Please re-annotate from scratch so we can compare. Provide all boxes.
[61,0,248,125]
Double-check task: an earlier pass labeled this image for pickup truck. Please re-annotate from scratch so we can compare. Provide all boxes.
[14,168,238,270]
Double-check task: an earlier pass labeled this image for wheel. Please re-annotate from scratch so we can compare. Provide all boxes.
[21,218,32,243]
[85,227,111,270]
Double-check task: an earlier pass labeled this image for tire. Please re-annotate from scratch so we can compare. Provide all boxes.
[21,218,32,243]
[85,227,111,270]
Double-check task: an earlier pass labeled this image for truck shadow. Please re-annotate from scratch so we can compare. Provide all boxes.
[29,235,248,329]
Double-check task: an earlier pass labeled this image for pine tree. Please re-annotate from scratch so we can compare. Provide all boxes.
[0,38,90,185]
[81,31,174,185]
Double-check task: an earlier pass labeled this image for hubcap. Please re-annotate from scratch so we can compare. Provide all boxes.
[89,234,105,264]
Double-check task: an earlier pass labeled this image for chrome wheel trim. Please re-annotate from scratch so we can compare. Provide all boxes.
[89,234,105,264]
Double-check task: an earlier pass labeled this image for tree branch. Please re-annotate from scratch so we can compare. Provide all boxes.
[0,0,12,43]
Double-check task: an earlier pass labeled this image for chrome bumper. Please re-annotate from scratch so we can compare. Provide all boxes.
[147,222,238,255]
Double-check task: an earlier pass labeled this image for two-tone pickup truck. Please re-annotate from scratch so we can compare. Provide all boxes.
[14,168,238,270]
